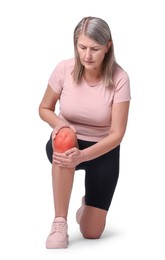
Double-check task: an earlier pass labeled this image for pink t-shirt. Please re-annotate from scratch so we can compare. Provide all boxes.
[48,58,131,142]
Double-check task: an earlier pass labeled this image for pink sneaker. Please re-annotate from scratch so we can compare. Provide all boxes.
[46,217,69,249]
[76,196,85,224]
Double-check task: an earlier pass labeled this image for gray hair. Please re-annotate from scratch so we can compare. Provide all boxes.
[72,16,117,86]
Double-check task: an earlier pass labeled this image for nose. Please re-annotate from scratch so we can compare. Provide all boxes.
[85,48,92,60]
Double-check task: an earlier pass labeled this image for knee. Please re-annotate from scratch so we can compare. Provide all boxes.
[82,231,102,239]
[79,206,107,239]
[53,127,77,152]
[80,226,104,239]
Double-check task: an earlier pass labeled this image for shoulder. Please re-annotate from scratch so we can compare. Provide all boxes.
[49,58,75,80]
[56,58,75,71]
[112,64,131,102]
[113,65,129,85]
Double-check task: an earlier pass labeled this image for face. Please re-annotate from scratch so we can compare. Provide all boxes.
[77,33,111,72]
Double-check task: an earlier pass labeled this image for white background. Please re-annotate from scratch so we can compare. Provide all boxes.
[0,0,165,259]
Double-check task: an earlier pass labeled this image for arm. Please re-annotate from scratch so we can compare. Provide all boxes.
[53,101,130,167]
[38,85,63,128]
[81,101,130,161]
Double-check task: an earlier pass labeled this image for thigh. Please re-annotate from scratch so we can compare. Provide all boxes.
[85,145,120,211]
[46,136,53,163]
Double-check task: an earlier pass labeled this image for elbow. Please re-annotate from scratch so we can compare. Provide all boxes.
[117,130,126,144]
[115,135,123,147]
[38,104,42,119]
[109,130,126,147]
[38,103,45,121]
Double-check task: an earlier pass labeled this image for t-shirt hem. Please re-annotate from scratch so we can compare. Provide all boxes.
[77,134,104,142]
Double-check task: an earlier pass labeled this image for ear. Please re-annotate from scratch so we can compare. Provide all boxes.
[105,41,112,53]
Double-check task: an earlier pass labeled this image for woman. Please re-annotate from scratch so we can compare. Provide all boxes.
[39,16,131,249]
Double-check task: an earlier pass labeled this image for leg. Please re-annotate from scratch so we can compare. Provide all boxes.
[76,143,120,239]
[79,206,107,239]
[52,127,77,218]
[46,162,75,249]
[46,128,78,218]
[52,163,75,219]
[45,129,77,248]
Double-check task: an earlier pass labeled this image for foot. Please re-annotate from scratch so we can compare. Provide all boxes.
[76,196,85,224]
[46,217,69,249]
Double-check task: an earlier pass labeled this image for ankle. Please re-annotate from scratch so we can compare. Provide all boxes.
[55,215,67,221]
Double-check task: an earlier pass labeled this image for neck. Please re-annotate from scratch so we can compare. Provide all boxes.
[83,70,102,85]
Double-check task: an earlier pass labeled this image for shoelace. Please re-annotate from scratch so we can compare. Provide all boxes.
[51,221,66,234]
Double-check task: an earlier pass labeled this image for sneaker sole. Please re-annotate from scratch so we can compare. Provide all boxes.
[46,236,69,249]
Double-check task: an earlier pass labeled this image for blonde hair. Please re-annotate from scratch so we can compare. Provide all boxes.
[72,16,117,87]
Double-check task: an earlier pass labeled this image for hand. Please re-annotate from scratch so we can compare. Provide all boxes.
[52,123,76,140]
[52,147,83,168]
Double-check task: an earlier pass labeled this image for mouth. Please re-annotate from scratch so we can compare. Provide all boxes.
[84,61,94,64]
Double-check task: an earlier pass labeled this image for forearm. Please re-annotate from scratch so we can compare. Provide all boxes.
[81,102,130,162]
[39,108,63,129]
[81,132,123,162]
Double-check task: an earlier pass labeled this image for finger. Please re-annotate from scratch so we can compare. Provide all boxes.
[52,132,56,140]
[54,160,68,166]
[52,128,59,140]
[70,125,76,133]
[65,147,78,155]
[53,154,69,163]
[53,157,65,164]
[52,125,69,139]
[53,152,67,159]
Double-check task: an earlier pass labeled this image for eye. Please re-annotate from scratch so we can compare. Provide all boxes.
[92,48,99,51]
[80,46,86,50]
[78,45,86,50]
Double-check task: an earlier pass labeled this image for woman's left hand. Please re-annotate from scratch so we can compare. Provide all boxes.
[52,147,84,168]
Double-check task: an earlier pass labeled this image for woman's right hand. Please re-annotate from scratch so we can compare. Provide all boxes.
[52,123,76,140]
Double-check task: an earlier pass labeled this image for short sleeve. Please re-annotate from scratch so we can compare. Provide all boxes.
[113,70,131,103]
[48,60,65,94]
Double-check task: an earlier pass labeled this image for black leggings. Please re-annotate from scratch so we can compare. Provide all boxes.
[46,138,120,211]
